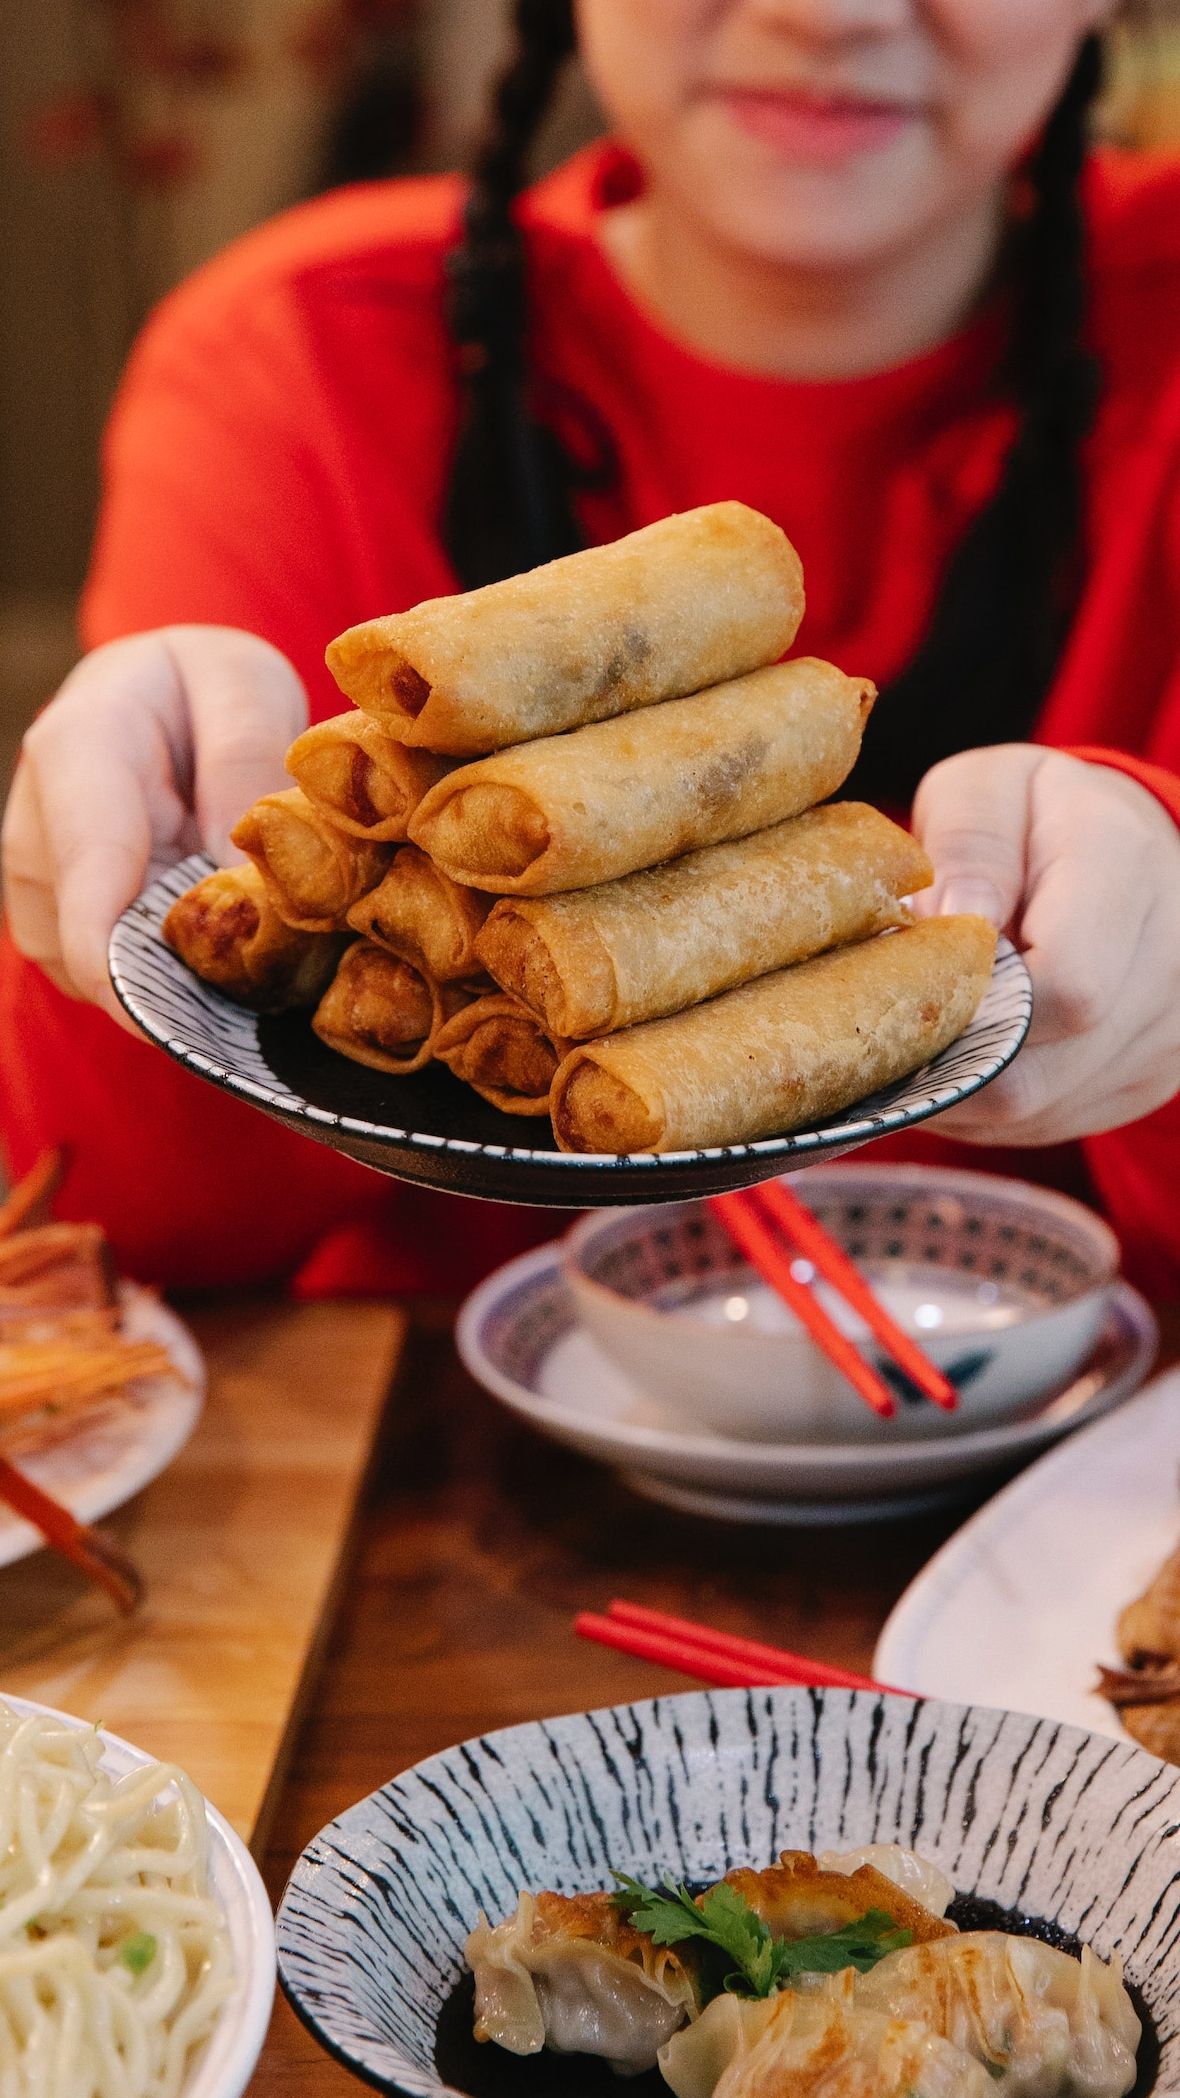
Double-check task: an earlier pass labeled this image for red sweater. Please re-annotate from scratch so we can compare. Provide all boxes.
[4,144,1180,1298]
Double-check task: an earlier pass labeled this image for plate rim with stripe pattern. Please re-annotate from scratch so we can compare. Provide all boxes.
[109,854,1033,1205]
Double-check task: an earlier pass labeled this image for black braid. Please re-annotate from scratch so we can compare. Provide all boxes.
[846,33,1103,803]
[443,0,580,588]
[443,17,1102,795]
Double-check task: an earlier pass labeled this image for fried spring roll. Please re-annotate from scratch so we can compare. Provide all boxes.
[230,787,392,931]
[345,844,491,981]
[311,940,469,1075]
[551,916,997,1155]
[162,864,344,1011]
[285,712,450,840]
[409,660,874,896]
[432,994,573,1117]
[325,503,804,755]
[475,805,932,1039]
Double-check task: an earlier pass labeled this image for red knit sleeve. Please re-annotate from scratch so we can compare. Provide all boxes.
[0,268,403,1287]
[1065,739,1180,1296]
[1064,746,1180,828]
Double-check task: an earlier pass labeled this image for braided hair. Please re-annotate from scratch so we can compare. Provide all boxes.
[443,8,1103,801]
[443,0,579,587]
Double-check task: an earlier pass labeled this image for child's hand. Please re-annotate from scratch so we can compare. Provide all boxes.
[913,744,1180,1143]
[2,626,308,1031]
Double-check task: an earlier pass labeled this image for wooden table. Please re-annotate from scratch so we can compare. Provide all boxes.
[0,1297,404,1844]
[251,1300,1180,2094]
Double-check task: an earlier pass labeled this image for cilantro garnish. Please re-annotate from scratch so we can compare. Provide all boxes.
[611,1871,911,2000]
[119,1932,157,1976]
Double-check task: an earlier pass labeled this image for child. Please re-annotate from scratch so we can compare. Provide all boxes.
[3,0,1178,1294]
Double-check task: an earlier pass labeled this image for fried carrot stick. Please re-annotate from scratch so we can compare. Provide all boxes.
[0,1456,142,1613]
[0,1147,69,1238]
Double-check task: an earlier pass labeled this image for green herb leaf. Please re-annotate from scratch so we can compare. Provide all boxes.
[773,1910,914,1980]
[119,1932,157,1977]
[611,1872,912,1999]
[611,1875,718,1946]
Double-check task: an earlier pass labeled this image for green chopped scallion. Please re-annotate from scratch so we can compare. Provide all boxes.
[119,1932,157,1976]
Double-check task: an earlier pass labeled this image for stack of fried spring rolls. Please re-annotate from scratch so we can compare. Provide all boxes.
[161,724,480,1073]
[326,502,996,1138]
[165,501,997,1139]
[165,500,810,1095]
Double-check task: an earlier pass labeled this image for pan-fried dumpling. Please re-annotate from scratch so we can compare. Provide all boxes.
[717,1851,955,1947]
[466,1888,697,2073]
[817,1844,956,1919]
[855,1933,1140,2097]
[659,1983,992,2098]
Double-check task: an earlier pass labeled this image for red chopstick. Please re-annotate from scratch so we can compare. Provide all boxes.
[0,1456,142,1614]
[753,1179,957,1413]
[605,1602,905,1693]
[577,1613,808,1689]
[708,1191,895,1420]
[574,1601,908,1697]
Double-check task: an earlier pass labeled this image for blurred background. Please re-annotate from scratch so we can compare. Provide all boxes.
[1,0,1178,796]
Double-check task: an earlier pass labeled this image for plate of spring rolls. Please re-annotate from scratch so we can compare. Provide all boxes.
[109,504,1032,1205]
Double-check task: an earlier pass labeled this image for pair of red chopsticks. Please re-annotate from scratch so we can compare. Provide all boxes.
[708,1182,957,1422]
[576,1600,909,1697]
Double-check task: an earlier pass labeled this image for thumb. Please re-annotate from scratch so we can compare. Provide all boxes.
[169,627,309,862]
[911,746,1039,933]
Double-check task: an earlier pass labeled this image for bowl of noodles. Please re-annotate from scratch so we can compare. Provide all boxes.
[0,1694,275,2098]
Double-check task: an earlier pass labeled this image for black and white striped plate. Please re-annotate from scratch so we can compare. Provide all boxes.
[275,1686,1180,2096]
[110,855,1033,1207]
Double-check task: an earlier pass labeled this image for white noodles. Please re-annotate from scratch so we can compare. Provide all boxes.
[0,1702,234,2097]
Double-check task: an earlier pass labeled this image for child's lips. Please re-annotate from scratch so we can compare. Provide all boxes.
[719,87,920,163]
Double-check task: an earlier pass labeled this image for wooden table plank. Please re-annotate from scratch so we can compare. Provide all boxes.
[0,1295,405,1852]
[251,1305,1179,2095]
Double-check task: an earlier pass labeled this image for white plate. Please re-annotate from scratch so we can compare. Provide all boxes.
[0,1283,204,1568]
[456,1245,1158,1524]
[5,1694,275,2098]
[875,1366,1180,1735]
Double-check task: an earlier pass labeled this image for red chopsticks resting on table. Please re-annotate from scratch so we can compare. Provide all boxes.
[708,1183,957,1420]
[0,1455,142,1614]
[575,1600,912,1698]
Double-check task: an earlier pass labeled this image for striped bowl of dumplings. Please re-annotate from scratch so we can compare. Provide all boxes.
[276,1686,1180,2096]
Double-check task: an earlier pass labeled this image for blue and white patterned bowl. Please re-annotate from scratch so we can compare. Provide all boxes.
[563,1167,1119,1441]
[109,856,1032,1208]
[276,1687,1180,2095]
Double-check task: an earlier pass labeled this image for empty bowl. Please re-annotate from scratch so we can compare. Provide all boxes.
[562,1165,1119,1442]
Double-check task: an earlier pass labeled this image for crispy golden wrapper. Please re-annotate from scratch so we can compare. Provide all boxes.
[721,1853,953,1948]
[475,805,931,1040]
[346,844,490,981]
[163,863,344,1009]
[326,503,804,755]
[409,660,874,896]
[311,940,473,1076]
[432,993,572,1117]
[1118,1541,1180,1667]
[285,712,450,840]
[230,787,392,932]
[551,917,997,1155]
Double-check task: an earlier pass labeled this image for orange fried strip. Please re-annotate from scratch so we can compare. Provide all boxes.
[0,1224,117,1312]
[0,1148,69,1239]
[0,1454,141,1614]
[0,1338,176,1419]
